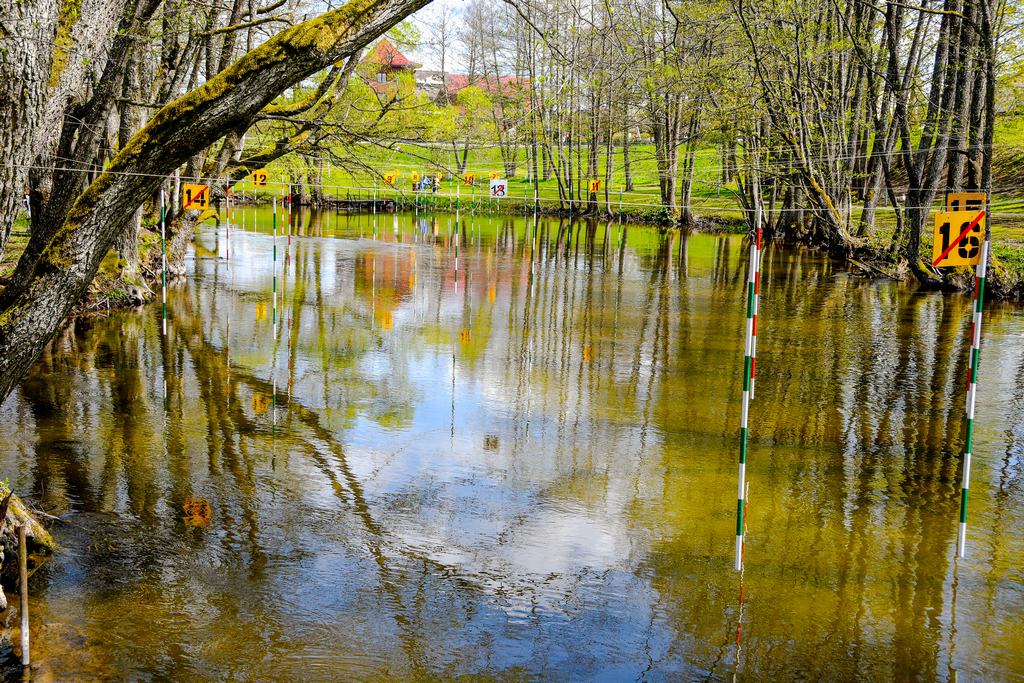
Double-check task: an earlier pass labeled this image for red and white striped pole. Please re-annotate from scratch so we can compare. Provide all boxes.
[226,185,231,261]
[958,238,989,558]
[750,202,763,400]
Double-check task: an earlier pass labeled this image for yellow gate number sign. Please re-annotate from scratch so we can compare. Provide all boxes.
[932,210,985,267]
[489,171,500,180]
[588,179,601,193]
[384,172,399,186]
[411,172,421,183]
[463,173,476,186]
[182,183,209,210]
[946,191,986,213]
[251,170,269,186]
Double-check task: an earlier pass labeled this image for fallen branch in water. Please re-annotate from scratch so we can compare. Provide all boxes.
[849,257,898,279]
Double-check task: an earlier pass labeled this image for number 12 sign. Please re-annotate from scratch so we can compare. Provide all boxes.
[932,210,985,267]
[490,179,508,198]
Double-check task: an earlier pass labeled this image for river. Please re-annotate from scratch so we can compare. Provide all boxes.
[0,207,1021,680]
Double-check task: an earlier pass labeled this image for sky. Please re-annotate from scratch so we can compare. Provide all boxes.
[406,0,468,71]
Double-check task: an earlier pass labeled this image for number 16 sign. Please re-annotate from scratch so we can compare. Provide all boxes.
[932,210,985,267]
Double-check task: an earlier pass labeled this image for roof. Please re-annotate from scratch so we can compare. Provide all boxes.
[440,74,527,99]
[364,39,421,70]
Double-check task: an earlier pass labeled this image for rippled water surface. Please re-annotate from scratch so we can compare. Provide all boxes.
[1,207,1022,681]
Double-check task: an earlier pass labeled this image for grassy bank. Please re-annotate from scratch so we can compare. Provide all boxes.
[1,215,163,314]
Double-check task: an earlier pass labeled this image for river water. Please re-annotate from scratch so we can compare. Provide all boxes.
[0,208,1022,681]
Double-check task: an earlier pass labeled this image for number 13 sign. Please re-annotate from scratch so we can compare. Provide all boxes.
[490,179,508,198]
[932,210,985,267]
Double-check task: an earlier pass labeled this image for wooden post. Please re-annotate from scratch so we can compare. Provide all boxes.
[19,524,29,671]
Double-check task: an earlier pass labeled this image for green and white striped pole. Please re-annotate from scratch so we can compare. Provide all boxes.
[958,238,989,558]
[736,239,759,571]
[618,187,623,234]
[160,189,167,336]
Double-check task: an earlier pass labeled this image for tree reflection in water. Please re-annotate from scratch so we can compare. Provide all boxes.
[0,209,1021,681]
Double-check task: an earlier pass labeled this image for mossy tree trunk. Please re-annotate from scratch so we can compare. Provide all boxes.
[0,0,59,260]
[0,0,432,405]
[162,58,357,272]
[0,0,127,260]
[7,0,161,292]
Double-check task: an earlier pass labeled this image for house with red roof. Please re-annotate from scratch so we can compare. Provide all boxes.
[361,39,423,92]
[426,74,528,105]
[361,39,529,109]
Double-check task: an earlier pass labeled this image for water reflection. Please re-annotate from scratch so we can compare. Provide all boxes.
[0,208,1022,680]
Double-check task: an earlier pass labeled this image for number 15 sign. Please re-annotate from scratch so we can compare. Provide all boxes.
[932,210,985,267]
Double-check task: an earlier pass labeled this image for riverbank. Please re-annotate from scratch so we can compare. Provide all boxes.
[3,205,1022,321]
[1,219,162,316]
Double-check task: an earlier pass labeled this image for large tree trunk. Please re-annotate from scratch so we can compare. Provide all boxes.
[11,0,159,294]
[0,0,125,259]
[0,0,433,405]
[0,0,58,259]
[115,45,147,277]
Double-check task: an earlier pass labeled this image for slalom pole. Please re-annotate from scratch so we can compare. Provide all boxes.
[455,181,461,281]
[736,239,759,571]
[958,238,989,558]
[734,481,749,675]
[618,187,623,232]
[273,195,278,329]
[750,203,763,400]
[160,189,167,336]
[225,185,231,261]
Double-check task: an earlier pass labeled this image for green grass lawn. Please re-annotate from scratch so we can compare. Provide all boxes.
[231,142,747,222]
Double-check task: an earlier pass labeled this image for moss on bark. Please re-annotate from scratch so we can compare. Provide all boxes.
[48,0,83,87]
